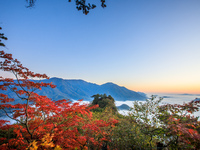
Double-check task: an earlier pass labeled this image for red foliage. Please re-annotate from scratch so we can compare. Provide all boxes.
[159,101,200,149]
[0,44,118,149]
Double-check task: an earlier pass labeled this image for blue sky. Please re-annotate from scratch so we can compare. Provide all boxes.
[1,0,200,94]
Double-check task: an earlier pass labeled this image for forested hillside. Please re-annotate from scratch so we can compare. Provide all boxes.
[0,77,147,102]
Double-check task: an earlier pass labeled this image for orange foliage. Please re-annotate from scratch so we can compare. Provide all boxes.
[0,49,118,149]
[159,101,200,148]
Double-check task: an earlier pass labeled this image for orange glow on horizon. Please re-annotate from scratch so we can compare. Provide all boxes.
[127,84,200,94]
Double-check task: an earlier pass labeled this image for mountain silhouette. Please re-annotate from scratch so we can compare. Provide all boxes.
[117,104,130,110]
[36,77,147,101]
[1,77,147,102]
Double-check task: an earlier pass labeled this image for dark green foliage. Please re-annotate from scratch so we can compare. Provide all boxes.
[0,27,8,47]
[0,128,17,145]
[26,0,36,7]
[25,0,106,15]
[91,94,117,113]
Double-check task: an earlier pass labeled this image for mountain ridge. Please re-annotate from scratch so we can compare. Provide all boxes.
[1,77,147,102]
[36,77,147,101]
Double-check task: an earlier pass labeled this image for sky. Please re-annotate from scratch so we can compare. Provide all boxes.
[1,0,200,94]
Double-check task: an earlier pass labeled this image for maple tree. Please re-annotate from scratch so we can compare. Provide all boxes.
[158,100,200,149]
[107,96,200,150]
[0,27,118,150]
[1,26,200,149]
[127,96,200,149]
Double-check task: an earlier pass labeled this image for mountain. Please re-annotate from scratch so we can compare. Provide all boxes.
[192,98,200,102]
[37,77,147,101]
[117,104,130,110]
[1,77,147,101]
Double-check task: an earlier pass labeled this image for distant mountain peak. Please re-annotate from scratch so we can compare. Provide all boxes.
[51,77,83,81]
[50,77,63,80]
[101,82,115,86]
[9,78,147,101]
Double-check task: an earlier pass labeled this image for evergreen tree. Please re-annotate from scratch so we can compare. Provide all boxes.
[91,94,117,113]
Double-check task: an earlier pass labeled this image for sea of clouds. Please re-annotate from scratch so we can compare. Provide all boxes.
[116,93,200,117]
[1,93,200,124]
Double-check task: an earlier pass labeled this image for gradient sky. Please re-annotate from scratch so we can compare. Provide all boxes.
[1,0,200,94]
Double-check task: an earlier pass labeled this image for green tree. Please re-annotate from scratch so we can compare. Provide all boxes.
[109,115,148,150]
[91,94,117,114]
[126,95,200,149]
[129,96,166,149]
[108,96,164,150]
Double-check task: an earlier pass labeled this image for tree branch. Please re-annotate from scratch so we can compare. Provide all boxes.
[0,105,24,125]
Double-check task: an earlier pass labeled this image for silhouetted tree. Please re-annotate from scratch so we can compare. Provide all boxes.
[0,27,8,47]
[26,0,106,15]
